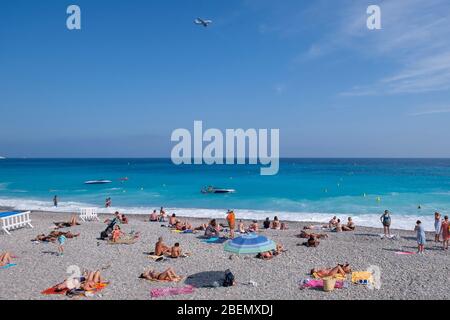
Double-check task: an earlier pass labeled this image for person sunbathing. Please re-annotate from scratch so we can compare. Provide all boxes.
[111,225,124,242]
[169,243,182,258]
[35,231,80,242]
[0,252,14,266]
[238,220,246,233]
[121,214,128,224]
[54,270,105,292]
[150,210,159,222]
[54,215,80,228]
[155,236,171,256]
[297,230,328,239]
[310,263,352,278]
[81,270,105,291]
[175,220,193,231]
[280,222,288,230]
[140,267,181,282]
[342,217,356,231]
[204,219,221,238]
[304,235,320,247]
[257,244,285,260]
[248,220,259,232]
[333,219,342,232]
[274,243,285,255]
[271,216,281,229]
[169,213,179,226]
[194,223,208,231]
[257,251,273,260]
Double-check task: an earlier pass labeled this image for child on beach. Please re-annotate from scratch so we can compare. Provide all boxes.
[434,212,442,243]
[414,220,426,254]
[440,215,449,250]
[111,225,123,243]
[380,210,391,237]
[57,234,66,256]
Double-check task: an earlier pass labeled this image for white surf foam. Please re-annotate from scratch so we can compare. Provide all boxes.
[0,196,438,231]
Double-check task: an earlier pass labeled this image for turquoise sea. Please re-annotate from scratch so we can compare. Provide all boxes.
[1,158,450,230]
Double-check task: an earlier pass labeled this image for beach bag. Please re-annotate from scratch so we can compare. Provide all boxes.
[223,269,235,287]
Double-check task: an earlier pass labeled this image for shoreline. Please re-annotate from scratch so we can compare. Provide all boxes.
[1,209,449,300]
[0,200,439,231]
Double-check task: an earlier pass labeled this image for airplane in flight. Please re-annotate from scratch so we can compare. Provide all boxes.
[194,18,212,27]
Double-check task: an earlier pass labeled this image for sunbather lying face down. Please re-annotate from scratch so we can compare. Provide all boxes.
[297,231,328,239]
[257,244,285,260]
[140,267,181,282]
[0,252,13,266]
[311,263,352,278]
[34,231,80,242]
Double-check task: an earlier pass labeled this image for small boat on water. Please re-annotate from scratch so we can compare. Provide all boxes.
[84,180,112,185]
[201,186,236,194]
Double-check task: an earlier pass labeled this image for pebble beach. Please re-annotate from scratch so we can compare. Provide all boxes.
[1,209,449,300]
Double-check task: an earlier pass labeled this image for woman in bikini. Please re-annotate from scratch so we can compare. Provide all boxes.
[310,263,352,278]
[54,270,104,292]
[140,267,181,282]
[271,216,281,230]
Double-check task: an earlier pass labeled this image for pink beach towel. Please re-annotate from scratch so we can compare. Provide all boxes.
[299,279,346,289]
[151,285,195,298]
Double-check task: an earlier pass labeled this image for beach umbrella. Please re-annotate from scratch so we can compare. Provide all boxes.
[224,233,276,255]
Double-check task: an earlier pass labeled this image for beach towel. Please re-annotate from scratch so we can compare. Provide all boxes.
[351,271,374,284]
[42,282,108,296]
[0,263,16,270]
[171,229,183,233]
[202,237,228,244]
[107,232,139,245]
[312,272,346,280]
[107,238,138,245]
[299,279,347,290]
[151,285,195,298]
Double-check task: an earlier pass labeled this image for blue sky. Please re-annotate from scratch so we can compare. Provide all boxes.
[1,0,450,157]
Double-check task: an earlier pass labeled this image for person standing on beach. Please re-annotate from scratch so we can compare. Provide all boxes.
[57,234,66,257]
[414,220,426,254]
[434,212,442,243]
[380,210,391,237]
[105,197,112,208]
[226,210,236,239]
[440,215,449,250]
[53,195,58,207]
[159,207,166,222]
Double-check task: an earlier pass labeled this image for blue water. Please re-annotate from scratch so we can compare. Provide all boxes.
[1,158,450,229]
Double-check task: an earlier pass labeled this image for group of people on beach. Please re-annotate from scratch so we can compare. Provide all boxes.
[380,209,450,253]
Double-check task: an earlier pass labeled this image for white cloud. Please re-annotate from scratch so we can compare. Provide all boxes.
[303,0,450,95]
[409,107,450,116]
